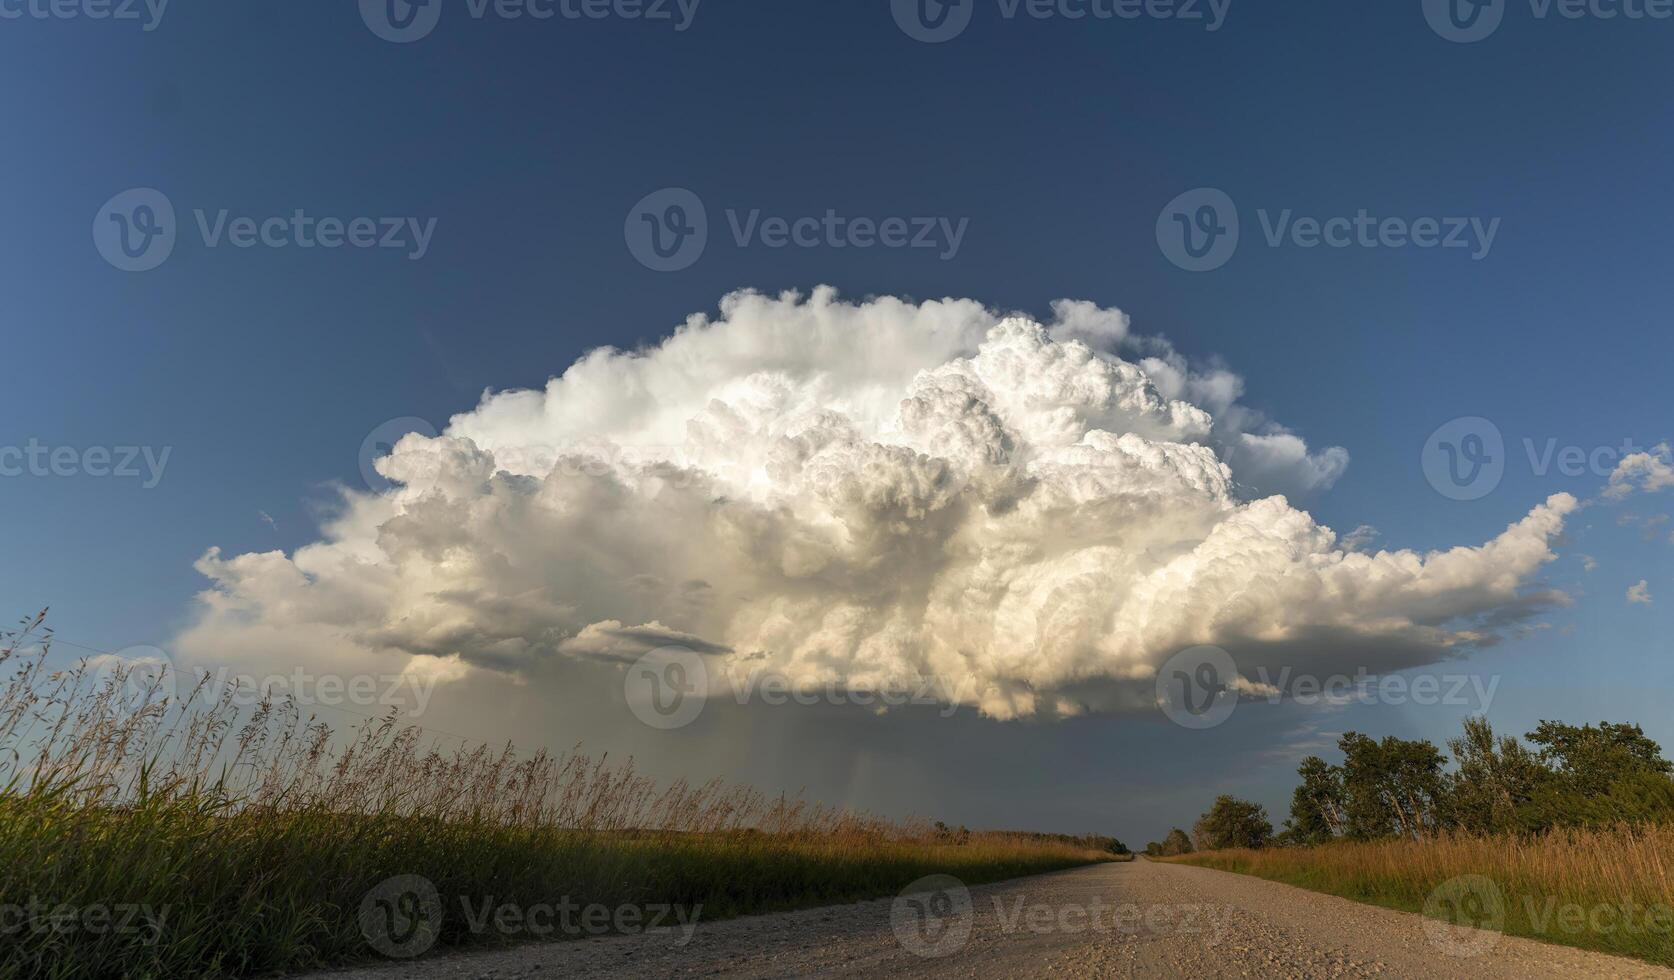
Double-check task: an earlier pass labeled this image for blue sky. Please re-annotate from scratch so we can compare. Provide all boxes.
[3,1,1672,843]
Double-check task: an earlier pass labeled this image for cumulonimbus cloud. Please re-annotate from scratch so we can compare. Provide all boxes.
[180,288,1576,718]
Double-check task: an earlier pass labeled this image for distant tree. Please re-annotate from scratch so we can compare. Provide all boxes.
[1192,795,1273,851]
[930,820,971,844]
[1107,838,1131,856]
[1143,841,1162,857]
[1159,828,1194,856]
[1283,756,1346,845]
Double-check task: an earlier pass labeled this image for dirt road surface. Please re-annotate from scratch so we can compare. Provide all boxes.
[306,858,1674,978]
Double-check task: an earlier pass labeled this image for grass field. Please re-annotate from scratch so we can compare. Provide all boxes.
[0,614,1114,978]
[1170,826,1674,966]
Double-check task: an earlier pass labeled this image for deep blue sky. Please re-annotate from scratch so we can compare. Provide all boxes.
[3,1,1672,840]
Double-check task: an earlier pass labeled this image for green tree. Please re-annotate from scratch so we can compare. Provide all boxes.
[1444,716,1548,833]
[1192,795,1273,850]
[1526,720,1673,796]
[1158,827,1194,856]
[1339,732,1446,840]
[1283,756,1345,844]
[1273,717,1674,845]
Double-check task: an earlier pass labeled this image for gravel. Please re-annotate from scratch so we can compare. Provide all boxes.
[301,857,1674,978]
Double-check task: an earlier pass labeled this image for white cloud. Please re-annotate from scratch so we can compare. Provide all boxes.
[1604,443,1674,499]
[1628,580,1654,605]
[178,289,1579,719]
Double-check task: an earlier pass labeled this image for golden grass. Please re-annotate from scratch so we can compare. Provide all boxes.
[1171,827,1674,964]
[0,612,1112,978]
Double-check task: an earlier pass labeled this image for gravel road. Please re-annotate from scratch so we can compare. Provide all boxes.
[306,858,1674,979]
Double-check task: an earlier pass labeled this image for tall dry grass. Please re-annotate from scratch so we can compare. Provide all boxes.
[0,612,1110,978]
[1172,827,1674,964]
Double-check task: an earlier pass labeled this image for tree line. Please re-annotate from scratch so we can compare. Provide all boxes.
[1146,717,1674,853]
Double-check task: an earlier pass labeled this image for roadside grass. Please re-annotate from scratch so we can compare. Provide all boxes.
[1167,827,1674,966]
[0,613,1112,979]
